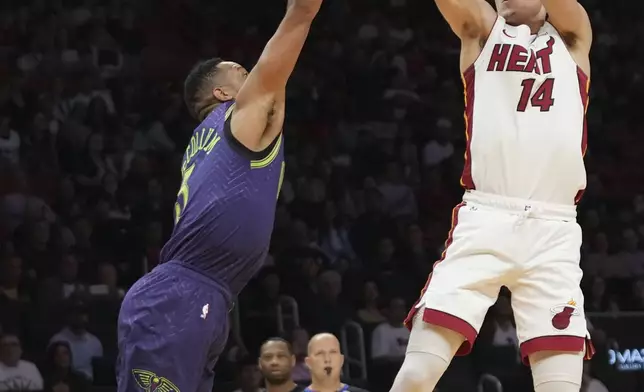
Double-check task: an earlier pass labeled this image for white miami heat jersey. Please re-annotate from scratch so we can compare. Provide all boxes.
[460,16,589,205]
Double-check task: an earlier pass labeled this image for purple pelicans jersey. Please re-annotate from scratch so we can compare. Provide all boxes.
[116,101,283,392]
[161,100,285,297]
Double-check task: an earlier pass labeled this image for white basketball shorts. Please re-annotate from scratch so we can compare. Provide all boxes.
[405,190,594,364]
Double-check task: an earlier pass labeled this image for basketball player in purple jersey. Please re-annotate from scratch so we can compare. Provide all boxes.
[116,0,322,390]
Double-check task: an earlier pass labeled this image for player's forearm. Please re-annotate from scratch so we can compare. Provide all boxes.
[249,8,315,94]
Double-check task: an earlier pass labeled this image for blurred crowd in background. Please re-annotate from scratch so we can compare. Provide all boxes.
[1,0,644,391]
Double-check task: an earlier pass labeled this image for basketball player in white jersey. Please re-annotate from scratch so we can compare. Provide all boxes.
[390,1,593,392]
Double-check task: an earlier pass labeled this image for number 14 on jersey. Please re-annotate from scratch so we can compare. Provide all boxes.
[517,78,555,112]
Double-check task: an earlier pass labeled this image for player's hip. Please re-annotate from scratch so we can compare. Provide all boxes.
[442,191,581,262]
[121,261,234,315]
[462,190,577,221]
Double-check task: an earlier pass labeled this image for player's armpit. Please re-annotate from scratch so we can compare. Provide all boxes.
[542,1,592,52]
[233,4,319,152]
[434,0,496,40]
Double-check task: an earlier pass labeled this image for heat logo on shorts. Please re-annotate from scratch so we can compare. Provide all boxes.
[132,369,180,392]
[550,299,580,330]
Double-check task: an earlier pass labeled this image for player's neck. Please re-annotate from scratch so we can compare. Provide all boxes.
[526,18,546,35]
[198,102,220,121]
[506,19,545,35]
[309,379,343,392]
[266,380,297,392]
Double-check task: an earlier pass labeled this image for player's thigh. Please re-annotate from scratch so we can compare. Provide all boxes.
[416,251,507,353]
[117,274,229,392]
[414,204,513,344]
[511,223,590,363]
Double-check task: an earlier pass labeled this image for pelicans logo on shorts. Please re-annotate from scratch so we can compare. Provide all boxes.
[132,369,180,392]
[550,299,580,330]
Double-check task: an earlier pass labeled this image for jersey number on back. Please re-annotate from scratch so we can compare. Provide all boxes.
[517,78,555,112]
[174,163,196,224]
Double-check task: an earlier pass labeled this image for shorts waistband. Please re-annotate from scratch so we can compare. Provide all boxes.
[463,190,577,221]
[154,261,234,310]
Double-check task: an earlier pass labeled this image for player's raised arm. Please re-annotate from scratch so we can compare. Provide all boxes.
[541,0,592,54]
[434,0,496,40]
[231,0,321,151]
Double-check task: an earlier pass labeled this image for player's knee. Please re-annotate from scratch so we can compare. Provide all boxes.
[407,313,466,359]
[390,314,465,392]
[530,350,583,391]
[390,352,449,392]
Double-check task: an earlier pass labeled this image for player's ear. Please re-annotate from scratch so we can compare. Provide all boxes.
[339,354,344,368]
[213,86,233,102]
[304,355,312,369]
[290,354,296,367]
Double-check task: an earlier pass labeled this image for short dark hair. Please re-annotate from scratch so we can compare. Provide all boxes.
[260,337,293,354]
[183,57,223,121]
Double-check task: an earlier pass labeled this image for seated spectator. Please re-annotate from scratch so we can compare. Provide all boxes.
[356,281,386,326]
[604,229,644,280]
[242,268,282,348]
[586,277,610,312]
[49,304,103,380]
[0,333,43,391]
[402,223,433,279]
[370,297,409,364]
[581,362,608,392]
[377,162,417,220]
[88,262,125,299]
[628,279,644,310]
[232,357,263,392]
[475,293,531,391]
[0,256,29,335]
[0,114,19,166]
[289,327,311,383]
[421,118,454,167]
[305,270,352,335]
[74,133,110,188]
[42,341,91,392]
[40,253,86,308]
[583,232,610,277]
[319,201,356,263]
[489,295,518,349]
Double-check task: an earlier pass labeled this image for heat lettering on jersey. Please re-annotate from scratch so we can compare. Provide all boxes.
[174,127,222,223]
[486,37,557,112]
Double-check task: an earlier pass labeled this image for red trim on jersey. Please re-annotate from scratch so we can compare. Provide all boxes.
[520,335,595,365]
[404,203,477,355]
[404,201,465,329]
[421,309,478,356]
[460,66,476,190]
[574,66,590,204]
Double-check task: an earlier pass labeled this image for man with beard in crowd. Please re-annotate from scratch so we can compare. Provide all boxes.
[259,338,304,392]
[305,333,369,392]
